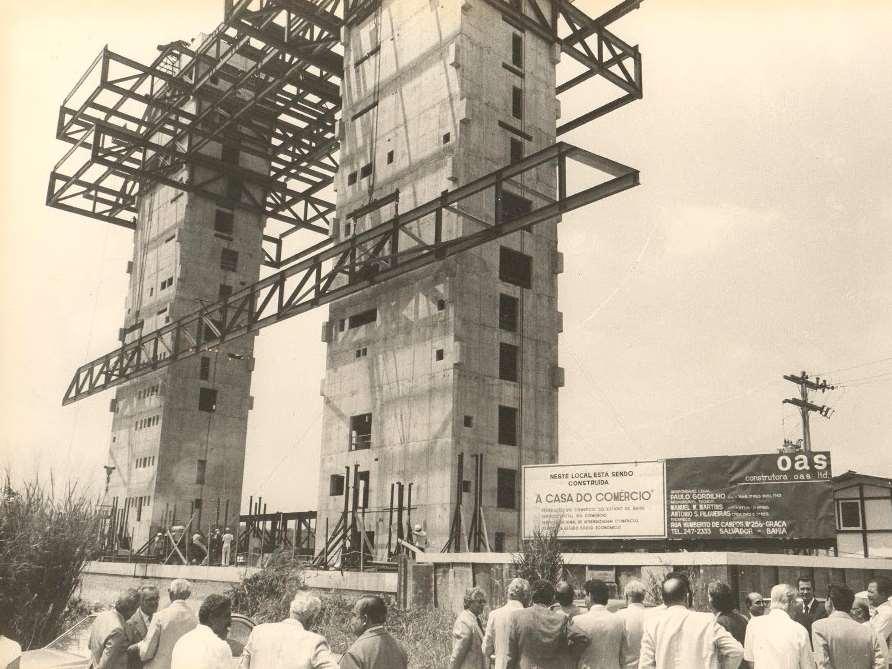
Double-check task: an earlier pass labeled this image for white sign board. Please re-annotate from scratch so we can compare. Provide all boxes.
[522,461,667,539]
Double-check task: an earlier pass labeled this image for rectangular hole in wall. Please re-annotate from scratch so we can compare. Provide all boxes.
[220,248,238,272]
[499,294,519,332]
[348,308,377,329]
[360,162,373,179]
[387,150,394,164]
[442,132,451,144]
[497,468,517,508]
[198,387,218,412]
[512,33,523,68]
[499,343,519,382]
[435,348,444,361]
[512,86,523,120]
[214,209,234,235]
[329,474,345,496]
[464,415,473,428]
[349,413,372,451]
[499,246,532,289]
[510,137,523,164]
[498,405,518,445]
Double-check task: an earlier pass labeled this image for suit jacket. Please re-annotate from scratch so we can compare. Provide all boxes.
[614,603,646,669]
[715,611,749,647]
[794,599,828,638]
[448,609,487,669]
[239,618,338,669]
[138,599,198,669]
[125,610,151,669]
[640,605,743,669]
[89,609,129,669]
[812,611,887,669]
[572,605,626,669]
[506,603,589,669]
[483,600,525,669]
[339,626,407,669]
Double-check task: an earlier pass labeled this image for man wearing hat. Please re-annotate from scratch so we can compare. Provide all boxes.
[412,524,429,552]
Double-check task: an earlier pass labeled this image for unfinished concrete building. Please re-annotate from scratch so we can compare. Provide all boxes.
[315,1,564,554]
[50,0,641,560]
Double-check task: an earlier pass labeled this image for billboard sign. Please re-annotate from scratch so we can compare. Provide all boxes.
[522,461,667,540]
[522,451,834,542]
[665,451,834,540]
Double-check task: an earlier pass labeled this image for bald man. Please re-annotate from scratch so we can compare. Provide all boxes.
[89,589,140,669]
[340,596,406,669]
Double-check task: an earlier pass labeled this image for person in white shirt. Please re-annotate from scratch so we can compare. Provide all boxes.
[136,578,198,669]
[239,591,337,669]
[172,594,233,669]
[222,528,235,566]
[572,578,626,669]
[868,577,892,667]
[743,583,815,669]
[639,572,743,669]
[614,578,647,669]
[482,577,529,669]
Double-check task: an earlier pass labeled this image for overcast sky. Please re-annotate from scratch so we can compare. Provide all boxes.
[1,1,890,513]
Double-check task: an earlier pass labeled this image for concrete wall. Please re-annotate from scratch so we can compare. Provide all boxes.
[408,551,892,614]
[79,562,397,609]
[316,0,562,557]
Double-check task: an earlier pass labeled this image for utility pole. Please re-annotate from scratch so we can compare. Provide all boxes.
[782,371,835,452]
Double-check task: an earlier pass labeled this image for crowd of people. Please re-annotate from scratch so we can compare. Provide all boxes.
[71,578,407,669]
[2,572,891,668]
[446,573,892,669]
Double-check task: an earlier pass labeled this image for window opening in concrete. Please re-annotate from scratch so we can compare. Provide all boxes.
[329,474,345,496]
[149,287,154,297]
[499,190,532,222]
[387,150,394,164]
[499,343,519,382]
[200,356,211,381]
[344,222,352,237]
[348,308,377,329]
[510,137,523,164]
[220,248,239,272]
[357,470,370,507]
[838,500,862,529]
[499,294,519,332]
[435,348,444,361]
[442,132,451,144]
[464,415,473,428]
[512,33,523,67]
[355,347,368,358]
[498,405,518,445]
[214,209,234,234]
[494,531,506,551]
[512,86,523,120]
[462,480,471,493]
[198,387,218,412]
[349,413,372,451]
[225,176,241,202]
[219,284,233,299]
[348,171,357,186]
[437,299,446,311]
[196,459,206,484]
[360,162,373,179]
[193,498,203,513]
[497,468,517,509]
[499,246,532,289]
[136,497,142,521]
[338,319,346,332]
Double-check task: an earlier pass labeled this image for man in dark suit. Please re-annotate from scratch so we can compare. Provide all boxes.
[125,586,159,669]
[793,576,828,639]
[506,579,589,669]
[339,596,407,669]
[88,589,140,669]
[812,584,886,669]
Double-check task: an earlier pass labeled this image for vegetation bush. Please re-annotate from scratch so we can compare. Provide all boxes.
[226,553,453,669]
[0,474,101,649]
[512,520,565,585]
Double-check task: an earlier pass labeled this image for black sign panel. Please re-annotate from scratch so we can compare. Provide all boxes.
[665,452,834,540]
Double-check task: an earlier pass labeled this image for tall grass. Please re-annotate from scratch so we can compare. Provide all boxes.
[226,552,453,669]
[512,520,565,585]
[0,473,101,648]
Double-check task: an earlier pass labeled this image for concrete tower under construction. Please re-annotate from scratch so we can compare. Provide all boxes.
[315,1,564,554]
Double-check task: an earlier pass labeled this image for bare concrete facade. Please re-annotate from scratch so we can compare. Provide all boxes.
[316,1,563,553]
[105,54,265,548]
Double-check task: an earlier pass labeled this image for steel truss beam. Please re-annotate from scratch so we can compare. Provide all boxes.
[47,0,345,268]
[482,0,643,135]
[62,142,638,404]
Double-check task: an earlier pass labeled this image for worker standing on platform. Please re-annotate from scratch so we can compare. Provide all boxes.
[221,528,235,566]
[412,524,429,552]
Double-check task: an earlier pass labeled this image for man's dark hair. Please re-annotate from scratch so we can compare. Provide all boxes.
[797,576,814,587]
[662,572,691,606]
[356,595,387,624]
[530,579,555,606]
[872,576,892,599]
[584,579,610,606]
[198,594,231,625]
[554,582,575,607]
[707,581,736,614]
[826,584,854,612]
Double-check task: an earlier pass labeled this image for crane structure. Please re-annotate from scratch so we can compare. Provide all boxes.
[48,0,642,554]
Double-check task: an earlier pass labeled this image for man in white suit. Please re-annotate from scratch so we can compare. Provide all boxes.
[449,587,488,669]
[744,583,815,669]
[639,572,743,669]
[135,578,198,669]
[483,578,530,669]
[239,591,338,669]
[572,579,626,669]
[614,579,647,669]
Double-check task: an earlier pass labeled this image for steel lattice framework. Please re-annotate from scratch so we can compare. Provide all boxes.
[50,0,644,405]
